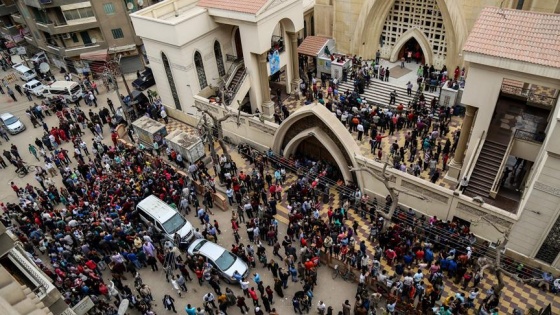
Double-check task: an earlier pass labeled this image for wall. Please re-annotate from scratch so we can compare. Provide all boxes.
[353,156,515,243]
[139,23,234,118]
[510,139,540,162]
[91,0,138,49]
[509,153,560,265]
[191,97,277,150]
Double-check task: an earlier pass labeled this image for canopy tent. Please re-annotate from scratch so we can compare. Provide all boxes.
[79,50,109,62]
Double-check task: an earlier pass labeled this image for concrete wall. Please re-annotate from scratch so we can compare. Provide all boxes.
[91,0,138,48]
[510,139,540,162]
[509,153,560,268]
[137,22,234,118]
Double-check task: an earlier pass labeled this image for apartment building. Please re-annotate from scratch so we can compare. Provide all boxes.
[12,0,158,74]
[0,0,28,48]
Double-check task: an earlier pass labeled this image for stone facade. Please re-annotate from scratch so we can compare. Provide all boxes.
[318,0,560,69]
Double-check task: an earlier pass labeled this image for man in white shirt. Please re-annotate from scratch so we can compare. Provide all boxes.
[203,292,216,308]
[413,270,424,284]
[317,301,327,315]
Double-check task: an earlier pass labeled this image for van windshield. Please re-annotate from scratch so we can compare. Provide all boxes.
[162,213,186,234]
[70,85,81,94]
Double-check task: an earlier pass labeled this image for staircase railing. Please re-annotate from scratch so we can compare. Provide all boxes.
[462,130,486,183]
[226,68,247,105]
[9,243,54,298]
[224,60,244,89]
[490,133,515,196]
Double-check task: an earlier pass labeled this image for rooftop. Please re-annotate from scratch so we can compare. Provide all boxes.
[197,0,268,14]
[297,36,330,56]
[463,7,560,68]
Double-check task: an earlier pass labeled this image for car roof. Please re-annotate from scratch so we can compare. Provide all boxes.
[0,113,14,120]
[136,195,177,222]
[188,239,225,261]
[24,80,41,86]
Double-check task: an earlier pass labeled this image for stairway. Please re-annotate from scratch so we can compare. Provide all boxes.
[227,67,245,92]
[338,79,438,110]
[0,266,53,315]
[464,140,508,197]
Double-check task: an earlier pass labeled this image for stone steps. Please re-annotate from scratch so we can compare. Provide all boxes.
[338,78,438,110]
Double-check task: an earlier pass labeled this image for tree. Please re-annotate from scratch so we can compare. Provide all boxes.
[195,100,263,163]
[473,215,546,310]
[349,158,428,231]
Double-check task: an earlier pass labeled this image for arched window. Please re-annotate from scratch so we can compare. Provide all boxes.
[162,52,181,110]
[214,41,226,77]
[194,51,207,89]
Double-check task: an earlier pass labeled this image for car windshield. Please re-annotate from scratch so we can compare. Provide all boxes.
[3,116,18,125]
[162,213,186,234]
[215,251,237,271]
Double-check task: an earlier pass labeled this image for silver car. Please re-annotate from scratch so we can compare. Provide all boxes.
[0,113,26,135]
[187,239,249,283]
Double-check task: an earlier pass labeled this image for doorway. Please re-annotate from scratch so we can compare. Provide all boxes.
[234,28,243,59]
[80,31,92,46]
[294,136,342,181]
[399,38,424,64]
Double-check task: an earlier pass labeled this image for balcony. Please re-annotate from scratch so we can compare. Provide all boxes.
[0,4,18,17]
[45,42,107,58]
[1,25,19,36]
[11,14,25,25]
[23,0,84,8]
[36,19,99,35]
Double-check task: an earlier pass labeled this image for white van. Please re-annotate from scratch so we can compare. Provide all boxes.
[42,81,82,102]
[12,63,37,81]
[136,195,194,245]
[23,80,46,97]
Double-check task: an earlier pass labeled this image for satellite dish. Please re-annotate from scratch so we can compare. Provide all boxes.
[91,38,97,44]
[39,62,50,74]
[127,2,134,10]
[137,0,144,6]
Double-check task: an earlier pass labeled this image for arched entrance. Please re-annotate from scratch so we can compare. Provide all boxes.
[234,28,243,59]
[351,0,468,69]
[389,28,433,66]
[398,38,425,65]
[272,104,363,186]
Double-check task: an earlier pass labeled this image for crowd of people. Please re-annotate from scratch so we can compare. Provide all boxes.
[1,53,555,315]
[292,56,464,184]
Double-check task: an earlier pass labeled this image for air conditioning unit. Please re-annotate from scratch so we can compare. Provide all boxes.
[61,33,71,40]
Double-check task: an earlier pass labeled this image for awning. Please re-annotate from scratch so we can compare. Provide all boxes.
[80,50,108,62]
[297,36,330,57]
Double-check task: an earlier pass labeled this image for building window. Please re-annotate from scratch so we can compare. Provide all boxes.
[63,7,95,21]
[194,51,207,89]
[111,28,124,39]
[71,33,79,43]
[535,214,560,264]
[103,3,116,14]
[162,52,182,110]
[213,41,225,77]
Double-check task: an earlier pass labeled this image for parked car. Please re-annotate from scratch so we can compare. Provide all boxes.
[132,67,155,91]
[30,51,48,65]
[0,113,26,134]
[23,79,46,97]
[187,239,249,283]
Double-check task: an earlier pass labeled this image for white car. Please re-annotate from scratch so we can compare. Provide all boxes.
[0,113,25,135]
[187,239,249,283]
[24,80,46,97]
